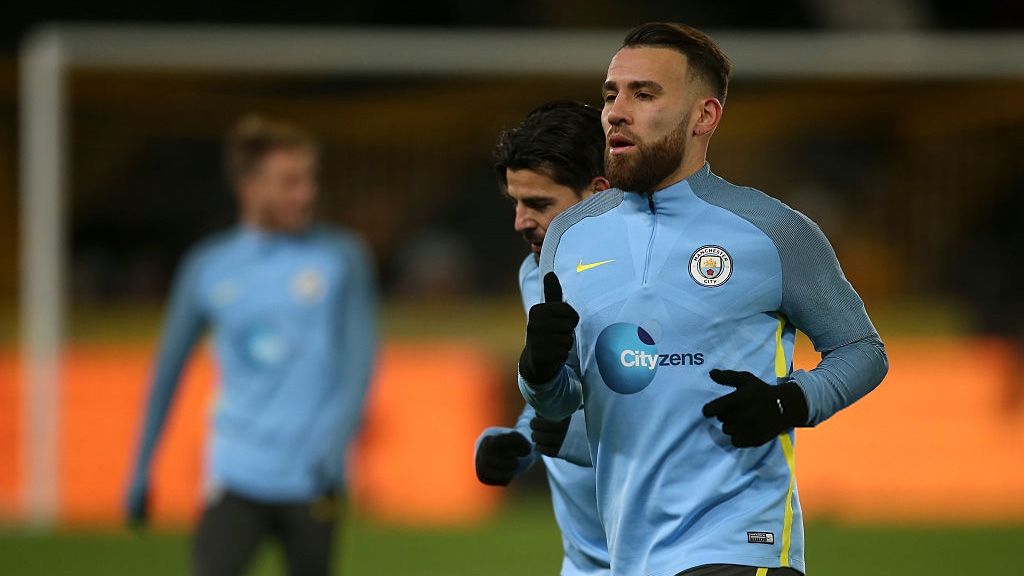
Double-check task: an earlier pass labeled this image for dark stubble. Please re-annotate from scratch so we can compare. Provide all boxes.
[605,113,690,194]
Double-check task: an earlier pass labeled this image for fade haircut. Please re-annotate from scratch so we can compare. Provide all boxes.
[622,22,732,104]
[493,101,605,195]
[225,114,319,187]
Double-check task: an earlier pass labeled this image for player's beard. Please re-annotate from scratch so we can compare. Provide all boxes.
[605,113,690,194]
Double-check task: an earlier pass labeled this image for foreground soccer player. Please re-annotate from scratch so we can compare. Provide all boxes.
[519,24,888,576]
[126,115,377,576]
[475,101,610,575]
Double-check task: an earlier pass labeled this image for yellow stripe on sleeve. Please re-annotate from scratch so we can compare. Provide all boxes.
[755,569,769,576]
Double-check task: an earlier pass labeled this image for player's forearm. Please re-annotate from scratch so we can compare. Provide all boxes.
[518,365,583,421]
[337,340,376,442]
[132,380,176,477]
[335,241,379,448]
[513,403,536,439]
[790,334,888,426]
[341,309,376,391]
[334,347,376,451]
[132,347,193,482]
[133,311,204,479]
[342,276,378,394]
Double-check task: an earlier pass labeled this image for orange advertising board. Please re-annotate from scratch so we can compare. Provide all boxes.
[1,337,1023,526]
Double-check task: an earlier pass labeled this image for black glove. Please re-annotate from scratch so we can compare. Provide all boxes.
[530,416,571,458]
[702,369,809,448]
[126,478,150,529]
[519,273,579,384]
[475,431,532,486]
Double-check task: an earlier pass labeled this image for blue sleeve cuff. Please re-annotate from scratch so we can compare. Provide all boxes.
[517,365,583,422]
[789,335,888,426]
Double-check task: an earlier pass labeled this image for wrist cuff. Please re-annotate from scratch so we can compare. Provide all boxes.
[517,357,561,389]
[779,380,810,427]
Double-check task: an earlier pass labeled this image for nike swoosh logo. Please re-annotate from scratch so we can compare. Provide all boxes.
[576,259,615,273]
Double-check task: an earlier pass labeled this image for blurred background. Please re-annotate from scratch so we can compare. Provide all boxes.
[1,1,1024,575]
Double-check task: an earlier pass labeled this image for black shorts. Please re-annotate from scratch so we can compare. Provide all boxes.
[192,488,342,576]
[677,565,804,576]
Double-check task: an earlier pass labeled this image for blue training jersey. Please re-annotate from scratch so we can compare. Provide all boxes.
[129,225,378,502]
[475,255,610,576]
[520,164,888,575]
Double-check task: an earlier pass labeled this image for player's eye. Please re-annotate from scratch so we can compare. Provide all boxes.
[603,93,617,104]
[636,92,653,101]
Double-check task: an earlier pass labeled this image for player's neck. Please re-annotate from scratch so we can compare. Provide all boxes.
[239,211,305,236]
[651,155,707,193]
[240,214,272,234]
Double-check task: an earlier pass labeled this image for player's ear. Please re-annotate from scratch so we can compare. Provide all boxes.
[692,97,723,137]
[591,176,611,193]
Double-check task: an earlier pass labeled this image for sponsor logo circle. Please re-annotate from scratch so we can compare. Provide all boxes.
[689,245,733,287]
[595,322,705,395]
[240,323,289,367]
[595,322,659,395]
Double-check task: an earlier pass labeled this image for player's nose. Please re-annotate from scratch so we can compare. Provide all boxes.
[513,207,534,232]
[290,180,316,205]
[604,97,631,126]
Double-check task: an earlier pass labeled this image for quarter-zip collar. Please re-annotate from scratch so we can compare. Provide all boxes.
[644,163,712,215]
[619,162,712,215]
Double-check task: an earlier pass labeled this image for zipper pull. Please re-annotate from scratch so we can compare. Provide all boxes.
[647,192,656,213]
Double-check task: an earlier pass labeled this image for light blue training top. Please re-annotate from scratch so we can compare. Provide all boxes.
[519,164,888,576]
[129,225,377,503]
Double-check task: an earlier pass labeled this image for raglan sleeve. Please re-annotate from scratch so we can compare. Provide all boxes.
[333,236,379,453]
[776,210,889,426]
[127,248,209,492]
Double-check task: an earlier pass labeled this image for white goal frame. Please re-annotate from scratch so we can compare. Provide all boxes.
[19,24,1024,526]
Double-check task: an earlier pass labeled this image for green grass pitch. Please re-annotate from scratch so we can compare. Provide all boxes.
[2,497,1021,575]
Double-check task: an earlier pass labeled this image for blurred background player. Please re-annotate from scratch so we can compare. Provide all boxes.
[474,101,610,575]
[125,115,378,576]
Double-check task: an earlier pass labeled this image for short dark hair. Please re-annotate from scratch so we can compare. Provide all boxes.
[225,114,318,186]
[622,22,732,104]
[493,101,605,195]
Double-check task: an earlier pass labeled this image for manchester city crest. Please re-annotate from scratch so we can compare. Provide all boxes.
[292,267,326,303]
[689,245,733,287]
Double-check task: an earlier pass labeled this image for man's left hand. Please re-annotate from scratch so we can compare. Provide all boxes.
[702,369,809,447]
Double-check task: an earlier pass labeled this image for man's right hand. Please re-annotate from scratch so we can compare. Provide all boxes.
[475,432,532,486]
[519,272,579,384]
[126,479,150,528]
